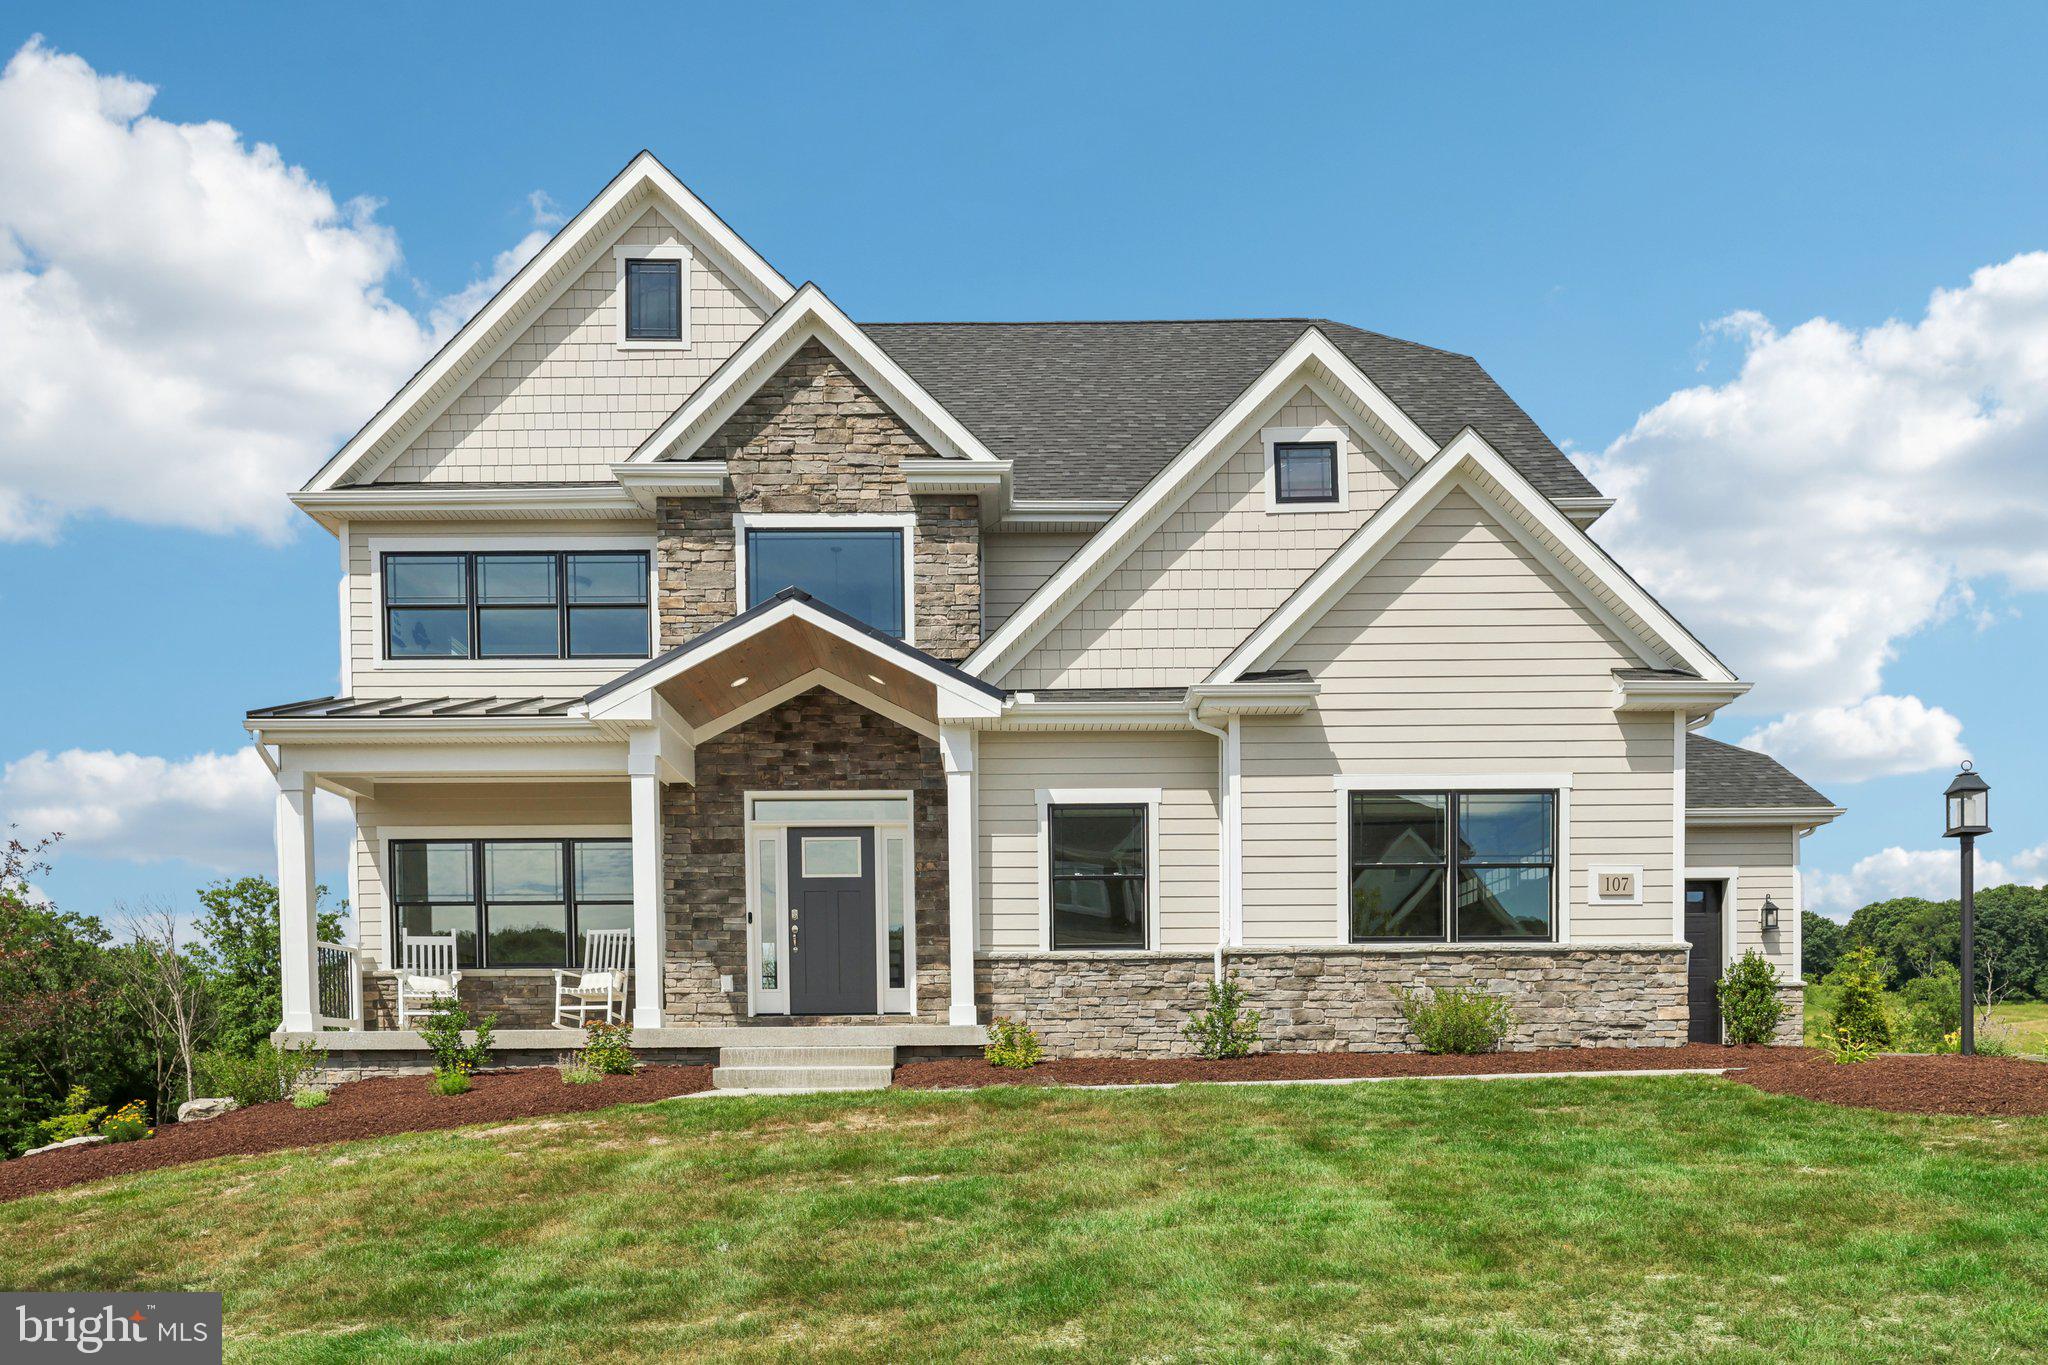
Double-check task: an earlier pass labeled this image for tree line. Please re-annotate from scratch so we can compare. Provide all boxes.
[1801,882,2048,1000]
[0,834,340,1156]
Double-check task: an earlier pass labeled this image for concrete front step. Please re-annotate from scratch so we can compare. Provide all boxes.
[711,1064,893,1092]
[719,1045,896,1068]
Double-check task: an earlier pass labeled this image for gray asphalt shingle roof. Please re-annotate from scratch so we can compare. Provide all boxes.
[246,696,584,719]
[866,319,1596,503]
[1687,735,1835,810]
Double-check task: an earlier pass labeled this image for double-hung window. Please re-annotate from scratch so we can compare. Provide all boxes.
[743,527,907,637]
[391,838,632,969]
[383,551,649,660]
[1348,791,1556,942]
[1047,803,1149,950]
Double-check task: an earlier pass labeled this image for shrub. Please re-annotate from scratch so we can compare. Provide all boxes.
[431,1068,472,1096]
[580,1020,636,1076]
[196,1041,330,1108]
[1825,945,1893,1050]
[1899,965,1963,1051]
[984,1017,1044,1070]
[1716,950,1787,1045]
[1823,1023,1880,1064]
[1397,984,1515,1055]
[560,1065,604,1085]
[1183,974,1263,1059]
[35,1086,106,1145]
[417,998,496,1076]
[1974,1027,2019,1058]
[290,1087,329,1109]
[98,1100,152,1142]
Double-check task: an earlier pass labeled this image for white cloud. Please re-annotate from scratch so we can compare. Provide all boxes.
[1739,694,1966,784]
[1584,253,2048,779]
[0,745,348,874]
[1806,842,2048,915]
[0,37,546,541]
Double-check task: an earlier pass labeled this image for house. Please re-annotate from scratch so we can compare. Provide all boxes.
[248,152,1840,1081]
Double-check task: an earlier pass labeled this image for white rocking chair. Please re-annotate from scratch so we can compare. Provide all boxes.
[554,928,633,1029]
[395,932,462,1029]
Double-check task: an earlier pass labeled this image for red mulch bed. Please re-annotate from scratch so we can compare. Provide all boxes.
[0,1065,712,1203]
[896,1045,2048,1117]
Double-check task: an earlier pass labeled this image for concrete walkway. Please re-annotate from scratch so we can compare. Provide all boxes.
[684,1064,1736,1099]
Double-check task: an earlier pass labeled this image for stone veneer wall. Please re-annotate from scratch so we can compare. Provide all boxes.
[362,972,561,1029]
[661,688,951,1024]
[978,944,1692,1057]
[654,337,980,660]
[1773,982,1806,1047]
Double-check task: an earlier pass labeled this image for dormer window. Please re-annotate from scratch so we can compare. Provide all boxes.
[613,243,691,349]
[1263,424,1351,512]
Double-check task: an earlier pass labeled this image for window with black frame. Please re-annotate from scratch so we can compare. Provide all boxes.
[1047,803,1148,950]
[383,551,648,660]
[623,258,682,340]
[1348,791,1555,942]
[1274,440,1339,504]
[391,838,632,969]
[744,527,906,637]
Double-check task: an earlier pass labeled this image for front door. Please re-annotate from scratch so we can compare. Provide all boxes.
[788,827,878,1015]
[1684,880,1725,1043]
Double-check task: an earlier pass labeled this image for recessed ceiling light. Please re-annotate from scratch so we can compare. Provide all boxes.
[730,675,751,688]
[867,673,887,687]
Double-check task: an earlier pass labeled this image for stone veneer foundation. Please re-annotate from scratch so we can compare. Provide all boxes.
[362,971,562,1029]
[978,944,1694,1056]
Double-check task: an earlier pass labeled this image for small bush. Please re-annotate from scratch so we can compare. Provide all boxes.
[417,998,497,1075]
[290,1087,330,1109]
[1974,1028,2018,1058]
[1397,984,1515,1054]
[560,1065,604,1085]
[1183,974,1263,1059]
[431,1068,472,1096]
[984,1017,1045,1070]
[196,1042,330,1108]
[36,1086,106,1145]
[1898,965,1963,1051]
[580,1020,636,1076]
[1823,1023,1880,1064]
[1716,950,1787,1045]
[1824,945,1893,1050]
[98,1101,152,1142]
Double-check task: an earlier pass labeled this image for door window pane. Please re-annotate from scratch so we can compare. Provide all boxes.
[800,836,863,878]
[745,529,905,636]
[625,259,682,340]
[1049,804,1147,951]
[884,834,907,990]
[757,836,780,991]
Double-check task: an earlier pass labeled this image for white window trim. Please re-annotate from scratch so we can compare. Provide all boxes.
[373,823,632,972]
[743,789,917,1017]
[1588,866,1645,906]
[733,512,919,646]
[613,243,693,351]
[1263,424,1352,514]
[366,532,658,671]
[1330,773,1573,947]
[1036,787,1164,953]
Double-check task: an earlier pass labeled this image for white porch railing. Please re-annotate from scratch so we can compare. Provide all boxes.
[315,942,364,1029]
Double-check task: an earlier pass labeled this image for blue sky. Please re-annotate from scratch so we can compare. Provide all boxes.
[1,2,2043,927]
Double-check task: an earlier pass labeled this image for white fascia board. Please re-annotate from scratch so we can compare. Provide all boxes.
[290,485,642,532]
[609,461,730,511]
[1686,805,1846,828]
[962,327,1441,682]
[1208,428,1738,685]
[1613,676,1752,717]
[1185,682,1319,718]
[245,716,607,747]
[623,284,1001,469]
[304,152,793,494]
[1554,495,1616,527]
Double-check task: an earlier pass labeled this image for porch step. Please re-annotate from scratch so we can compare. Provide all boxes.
[718,1045,896,1069]
[711,1063,894,1092]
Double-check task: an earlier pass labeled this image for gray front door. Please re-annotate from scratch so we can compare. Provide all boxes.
[788,827,878,1015]
[1684,880,1725,1043]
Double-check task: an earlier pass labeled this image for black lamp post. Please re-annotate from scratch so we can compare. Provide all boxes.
[1942,762,1991,1055]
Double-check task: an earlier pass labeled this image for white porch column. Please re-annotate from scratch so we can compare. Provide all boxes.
[941,725,979,1026]
[629,757,666,1030]
[275,769,319,1034]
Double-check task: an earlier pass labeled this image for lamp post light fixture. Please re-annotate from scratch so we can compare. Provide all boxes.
[1942,762,1991,1056]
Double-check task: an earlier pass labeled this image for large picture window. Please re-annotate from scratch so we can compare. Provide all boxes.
[383,551,649,661]
[744,527,906,637]
[1348,791,1555,942]
[391,838,632,969]
[1048,803,1148,950]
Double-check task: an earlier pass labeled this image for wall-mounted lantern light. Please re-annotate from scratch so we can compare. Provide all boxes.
[1761,898,1780,934]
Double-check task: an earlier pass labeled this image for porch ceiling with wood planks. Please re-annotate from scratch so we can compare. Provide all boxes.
[653,615,940,736]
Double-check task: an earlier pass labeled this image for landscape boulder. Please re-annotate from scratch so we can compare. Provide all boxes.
[22,1133,106,1158]
[177,1097,239,1124]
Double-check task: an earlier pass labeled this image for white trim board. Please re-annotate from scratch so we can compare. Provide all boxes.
[1263,423,1353,514]
[612,243,694,352]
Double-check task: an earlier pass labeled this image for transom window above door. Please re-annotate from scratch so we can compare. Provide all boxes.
[743,525,908,638]
[383,550,650,660]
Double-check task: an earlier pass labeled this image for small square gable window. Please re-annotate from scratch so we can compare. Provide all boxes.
[624,259,682,340]
[1274,441,1339,505]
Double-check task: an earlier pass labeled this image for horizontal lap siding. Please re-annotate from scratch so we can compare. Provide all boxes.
[1241,488,1677,947]
[1687,824,1800,978]
[981,531,1092,635]
[378,211,766,484]
[1010,388,1401,689]
[350,782,631,967]
[977,731,1219,951]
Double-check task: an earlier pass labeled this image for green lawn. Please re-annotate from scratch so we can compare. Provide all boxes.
[4,1077,2048,1362]
[1803,985,2048,1053]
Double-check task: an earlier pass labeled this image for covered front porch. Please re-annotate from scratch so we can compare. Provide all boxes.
[248,591,1005,1047]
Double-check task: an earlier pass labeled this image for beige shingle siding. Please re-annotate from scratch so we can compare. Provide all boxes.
[375,211,767,484]
[981,530,1092,634]
[1240,488,1676,946]
[343,517,658,699]
[350,781,632,966]
[976,731,1220,951]
[1685,824,1800,979]
[1009,388,1403,689]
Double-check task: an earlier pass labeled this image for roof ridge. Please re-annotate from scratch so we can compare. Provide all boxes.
[862,316,1479,363]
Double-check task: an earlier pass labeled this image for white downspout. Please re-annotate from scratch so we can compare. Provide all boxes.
[1186,707,1236,985]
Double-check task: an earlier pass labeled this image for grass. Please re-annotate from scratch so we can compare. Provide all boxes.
[1803,984,2048,1053]
[4,1077,2048,1362]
